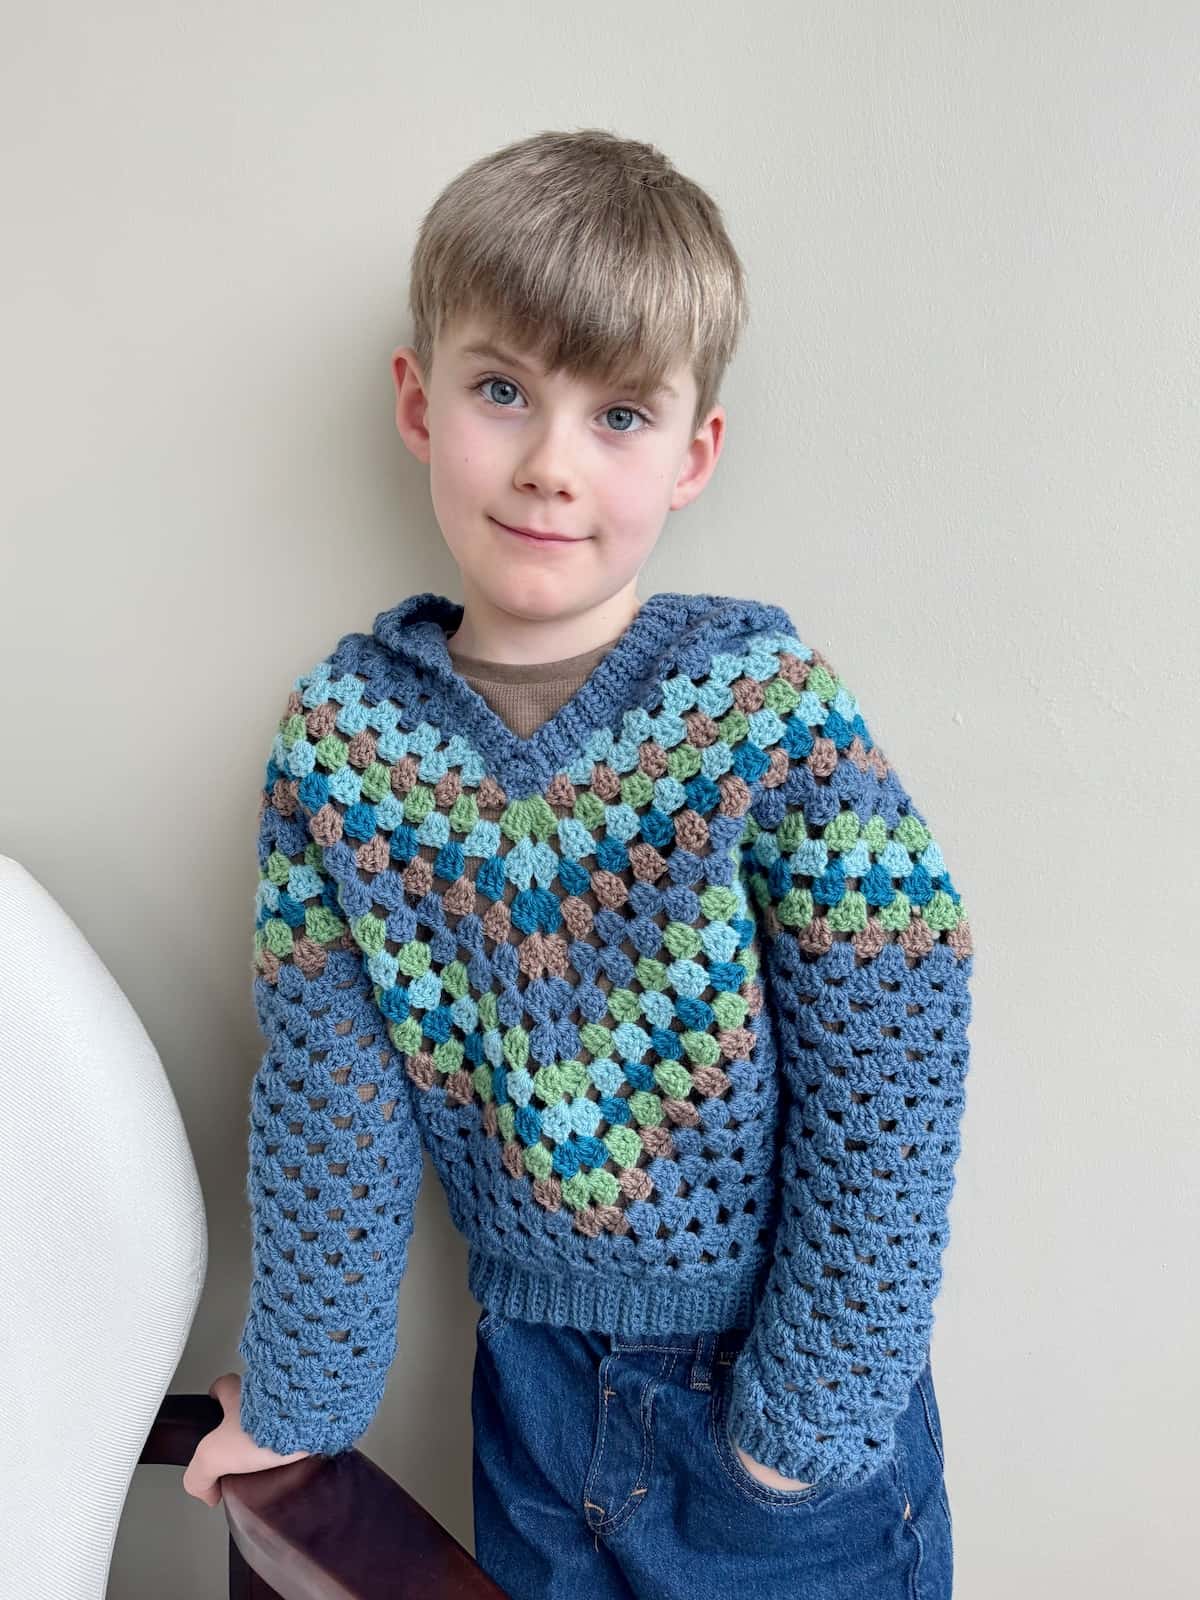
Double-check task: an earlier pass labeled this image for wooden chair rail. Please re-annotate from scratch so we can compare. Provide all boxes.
[142,1394,507,1599]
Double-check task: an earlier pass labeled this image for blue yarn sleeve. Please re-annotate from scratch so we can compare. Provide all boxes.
[726,650,974,1489]
[235,691,424,1456]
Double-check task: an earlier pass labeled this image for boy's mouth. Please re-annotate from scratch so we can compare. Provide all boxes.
[490,516,579,545]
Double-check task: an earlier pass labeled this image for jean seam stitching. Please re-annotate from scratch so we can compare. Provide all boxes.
[585,1349,671,1537]
[582,1352,613,1532]
[612,1340,696,1355]
[909,1514,927,1600]
[894,1433,926,1600]
[916,1375,946,1469]
[477,1308,508,1345]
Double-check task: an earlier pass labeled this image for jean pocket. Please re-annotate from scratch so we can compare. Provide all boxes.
[709,1369,832,1511]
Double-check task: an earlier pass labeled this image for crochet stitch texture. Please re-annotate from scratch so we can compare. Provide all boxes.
[237,590,973,1487]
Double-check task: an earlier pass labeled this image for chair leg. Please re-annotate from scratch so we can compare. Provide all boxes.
[228,1528,285,1600]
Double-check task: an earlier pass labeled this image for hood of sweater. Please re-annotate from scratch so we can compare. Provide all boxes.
[358,589,797,796]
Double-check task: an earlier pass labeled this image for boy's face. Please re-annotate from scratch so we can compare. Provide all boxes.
[390,315,725,628]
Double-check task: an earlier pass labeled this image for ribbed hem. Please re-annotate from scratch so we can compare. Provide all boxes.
[467,1244,764,1335]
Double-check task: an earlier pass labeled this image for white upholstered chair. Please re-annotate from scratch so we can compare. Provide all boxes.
[0,855,503,1600]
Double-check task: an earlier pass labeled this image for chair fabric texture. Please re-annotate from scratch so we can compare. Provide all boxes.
[0,857,207,1599]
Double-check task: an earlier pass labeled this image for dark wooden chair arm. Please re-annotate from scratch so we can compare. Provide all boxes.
[142,1394,508,1599]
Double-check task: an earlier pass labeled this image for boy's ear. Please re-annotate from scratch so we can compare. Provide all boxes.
[668,404,725,513]
[391,346,431,464]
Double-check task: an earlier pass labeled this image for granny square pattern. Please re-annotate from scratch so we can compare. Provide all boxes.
[238,591,973,1487]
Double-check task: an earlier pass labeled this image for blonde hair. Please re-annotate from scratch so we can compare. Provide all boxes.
[407,128,749,434]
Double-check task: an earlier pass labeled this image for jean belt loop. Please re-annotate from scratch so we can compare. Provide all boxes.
[689,1330,718,1392]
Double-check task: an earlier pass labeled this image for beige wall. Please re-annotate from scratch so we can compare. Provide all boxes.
[2,4,1196,1594]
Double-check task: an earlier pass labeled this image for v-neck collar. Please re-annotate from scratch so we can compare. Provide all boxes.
[369,589,796,797]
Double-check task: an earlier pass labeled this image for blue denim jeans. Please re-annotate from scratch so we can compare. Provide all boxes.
[471,1310,953,1599]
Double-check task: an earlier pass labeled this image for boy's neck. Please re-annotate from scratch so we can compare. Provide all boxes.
[446,581,643,666]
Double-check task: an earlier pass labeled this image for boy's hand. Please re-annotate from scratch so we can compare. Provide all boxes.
[182,1372,313,1506]
[734,1442,813,1493]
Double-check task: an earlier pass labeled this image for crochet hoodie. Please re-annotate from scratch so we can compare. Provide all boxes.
[237,589,974,1489]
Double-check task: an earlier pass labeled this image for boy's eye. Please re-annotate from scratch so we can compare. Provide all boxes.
[479,376,522,408]
[472,376,652,433]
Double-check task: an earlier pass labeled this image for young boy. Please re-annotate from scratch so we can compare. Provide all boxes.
[185,128,971,1600]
